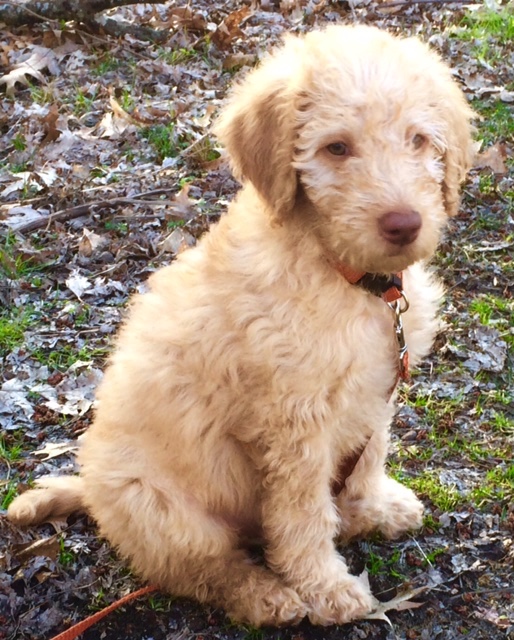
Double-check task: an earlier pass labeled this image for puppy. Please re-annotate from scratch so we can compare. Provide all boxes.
[8,25,474,627]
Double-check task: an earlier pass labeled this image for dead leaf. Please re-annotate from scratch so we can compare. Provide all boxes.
[13,535,60,561]
[65,270,92,300]
[223,53,256,70]
[78,228,108,257]
[0,46,59,97]
[212,7,251,49]
[356,571,428,625]
[168,7,207,31]
[159,228,196,255]
[165,184,198,221]
[474,142,508,174]
[33,441,79,461]
[41,104,61,145]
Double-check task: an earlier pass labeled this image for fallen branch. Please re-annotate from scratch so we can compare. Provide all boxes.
[379,0,472,8]
[15,190,187,234]
[0,0,165,27]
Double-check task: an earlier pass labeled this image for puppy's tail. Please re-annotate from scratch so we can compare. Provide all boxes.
[7,476,85,526]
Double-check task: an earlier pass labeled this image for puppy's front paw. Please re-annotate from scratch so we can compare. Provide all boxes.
[228,580,307,627]
[378,480,424,539]
[338,478,424,543]
[303,571,373,625]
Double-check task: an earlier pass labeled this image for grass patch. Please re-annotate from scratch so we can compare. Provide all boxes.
[473,101,514,145]
[470,465,514,506]
[33,343,110,372]
[92,52,122,76]
[158,47,198,65]
[458,6,514,45]
[1,481,18,510]
[141,124,192,162]
[452,6,514,63]
[141,123,178,160]
[0,434,23,464]
[0,306,34,358]
[398,471,464,512]
[365,548,406,580]
[72,87,98,116]
[58,537,76,567]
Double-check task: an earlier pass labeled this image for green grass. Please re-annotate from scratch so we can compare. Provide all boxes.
[72,88,98,116]
[470,465,514,507]
[1,481,18,510]
[92,52,122,76]
[469,294,514,349]
[0,305,35,358]
[365,548,406,579]
[29,83,55,105]
[141,124,179,161]
[0,435,23,464]
[398,471,464,512]
[33,344,110,372]
[458,6,514,45]
[452,6,514,63]
[473,101,514,145]
[12,133,27,152]
[58,537,76,567]
[0,233,54,282]
[158,47,197,65]
[147,594,175,613]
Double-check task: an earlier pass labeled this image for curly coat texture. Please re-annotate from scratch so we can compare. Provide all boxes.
[8,25,475,626]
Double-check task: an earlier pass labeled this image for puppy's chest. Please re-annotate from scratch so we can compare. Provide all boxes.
[313,301,400,397]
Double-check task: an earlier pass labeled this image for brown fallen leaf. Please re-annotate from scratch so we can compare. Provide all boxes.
[78,228,108,257]
[40,103,61,145]
[474,142,508,174]
[223,53,256,70]
[13,534,60,562]
[212,7,251,50]
[356,571,428,624]
[159,228,196,255]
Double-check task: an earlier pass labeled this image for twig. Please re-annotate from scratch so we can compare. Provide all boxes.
[0,0,168,27]
[379,0,471,8]
[448,586,514,602]
[16,193,185,234]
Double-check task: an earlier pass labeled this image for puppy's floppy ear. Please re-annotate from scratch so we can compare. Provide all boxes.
[214,52,300,216]
[441,86,476,217]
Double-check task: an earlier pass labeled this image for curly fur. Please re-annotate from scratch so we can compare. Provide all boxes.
[8,25,474,626]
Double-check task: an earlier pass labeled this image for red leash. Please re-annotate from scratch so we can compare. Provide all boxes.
[50,585,158,640]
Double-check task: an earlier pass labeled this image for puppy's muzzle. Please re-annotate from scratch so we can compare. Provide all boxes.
[378,210,422,246]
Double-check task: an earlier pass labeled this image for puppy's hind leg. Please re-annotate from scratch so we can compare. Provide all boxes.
[7,476,85,526]
[87,476,306,627]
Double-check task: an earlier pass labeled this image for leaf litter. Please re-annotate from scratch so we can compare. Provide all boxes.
[0,1,513,639]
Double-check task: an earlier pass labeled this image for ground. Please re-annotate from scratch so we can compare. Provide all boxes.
[0,1,513,639]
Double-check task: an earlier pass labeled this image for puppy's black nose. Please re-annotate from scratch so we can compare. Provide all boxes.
[378,210,422,246]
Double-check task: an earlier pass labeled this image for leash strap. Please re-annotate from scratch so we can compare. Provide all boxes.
[50,585,158,640]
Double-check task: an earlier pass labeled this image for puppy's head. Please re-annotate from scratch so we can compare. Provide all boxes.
[215,26,475,272]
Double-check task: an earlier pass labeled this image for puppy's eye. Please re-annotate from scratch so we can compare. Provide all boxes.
[412,134,427,150]
[326,142,349,156]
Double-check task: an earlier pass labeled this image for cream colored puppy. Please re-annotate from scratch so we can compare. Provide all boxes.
[8,25,474,627]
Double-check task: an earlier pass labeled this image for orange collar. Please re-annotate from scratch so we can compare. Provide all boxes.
[334,263,404,305]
